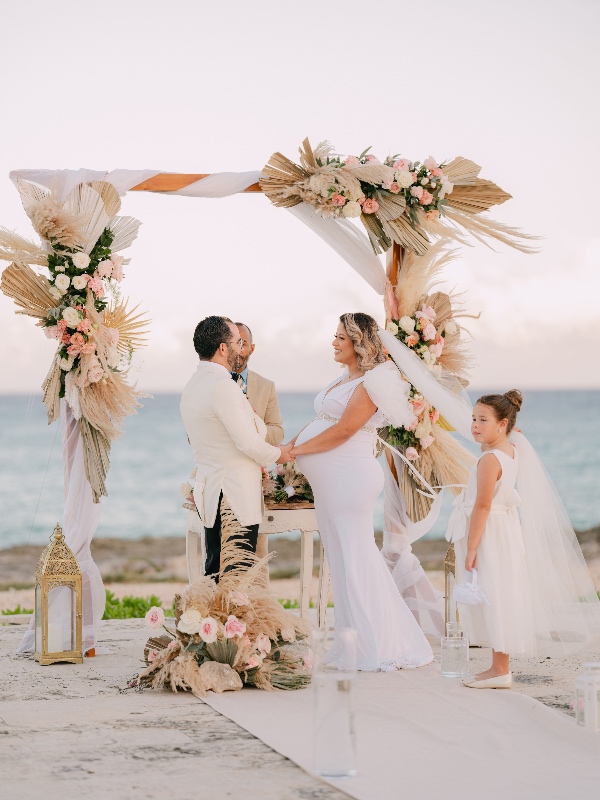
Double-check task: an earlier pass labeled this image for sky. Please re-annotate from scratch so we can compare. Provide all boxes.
[1,0,599,393]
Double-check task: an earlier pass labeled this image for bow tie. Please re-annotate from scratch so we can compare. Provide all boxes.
[231,372,240,382]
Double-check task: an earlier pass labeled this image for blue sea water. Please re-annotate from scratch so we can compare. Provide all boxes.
[0,391,599,549]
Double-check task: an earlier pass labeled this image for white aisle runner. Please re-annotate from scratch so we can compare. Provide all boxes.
[204,663,600,800]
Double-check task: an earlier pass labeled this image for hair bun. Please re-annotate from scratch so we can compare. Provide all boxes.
[503,389,523,412]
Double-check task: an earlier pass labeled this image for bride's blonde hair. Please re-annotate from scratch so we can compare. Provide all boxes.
[339,313,387,371]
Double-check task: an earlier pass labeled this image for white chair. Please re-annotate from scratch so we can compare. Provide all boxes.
[184,505,331,628]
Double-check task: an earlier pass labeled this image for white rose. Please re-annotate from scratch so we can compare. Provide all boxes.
[72,252,91,270]
[399,315,416,334]
[421,349,436,366]
[179,482,193,499]
[445,319,458,335]
[49,286,63,302]
[342,200,362,218]
[395,169,415,189]
[60,357,74,371]
[177,608,203,635]
[54,274,70,292]
[72,275,88,291]
[439,177,454,198]
[414,420,432,439]
[55,263,66,273]
[62,307,80,328]
[386,321,399,335]
[420,177,428,186]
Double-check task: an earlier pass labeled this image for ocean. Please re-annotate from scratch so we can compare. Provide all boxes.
[1,391,599,550]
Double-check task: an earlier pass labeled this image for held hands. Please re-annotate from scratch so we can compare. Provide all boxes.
[276,443,294,465]
[465,549,477,572]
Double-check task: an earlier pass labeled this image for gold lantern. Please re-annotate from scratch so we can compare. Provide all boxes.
[34,523,83,665]
[444,543,458,627]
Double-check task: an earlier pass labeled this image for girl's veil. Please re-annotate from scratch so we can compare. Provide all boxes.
[510,431,600,655]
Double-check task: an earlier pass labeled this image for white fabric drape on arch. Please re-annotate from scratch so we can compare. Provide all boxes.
[10,167,470,646]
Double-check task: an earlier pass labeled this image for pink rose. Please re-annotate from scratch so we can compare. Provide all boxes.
[67,343,82,357]
[111,262,124,282]
[422,323,437,341]
[419,434,435,449]
[424,156,438,170]
[224,615,246,638]
[80,342,96,355]
[229,591,250,606]
[410,186,423,200]
[199,616,218,644]
[429,408,440,424]
[70,332,85,347]
[429,337,444,357]
[331,193,347,207]
[110,253,124,268]
[87,277,104,297]
[255,634,271,655]
[393,158,410,171]
[276,464,285,476]
[145,606,165,629]
[365,155,381,164]
[57,319,68,331]
[96,260,113,278]
[44,325,60,340]
[345,155,360,165]
[362,198,380,214]
[88,364,104,383]
[389,182,401,193]
[430,167,443,178]
[406,333,419,348]
[420,190,434,206]
[410,398,425,416]
[426,209,440,220]
[381,176,393,190]
[406,447,419,461]
[61,332,71,345]
[77,319,92,334]
[246,655,263,669]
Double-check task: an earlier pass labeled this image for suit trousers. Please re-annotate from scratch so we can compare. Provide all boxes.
[203,492,259,582]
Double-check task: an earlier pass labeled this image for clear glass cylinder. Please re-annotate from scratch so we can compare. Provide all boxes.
[441,629,469,678]
[312,627,358,777]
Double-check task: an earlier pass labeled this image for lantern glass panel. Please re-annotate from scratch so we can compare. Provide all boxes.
[34,584,42,654]
[47,585,75,653]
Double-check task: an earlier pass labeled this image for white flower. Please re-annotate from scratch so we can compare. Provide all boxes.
[255,634,271,655]
[420,177,428,186]
[54,263,66,273]
[415,420,432,439]
[421,348,436,366]
[439,177,454,198]
[179,482,193,498]
[342,200,362,218]
[177,608,203,635]
[72,252,91,270]
[395,169,415,189]
[49,286,63,302]
[60,357,74,371]
[62,307,80,328]
[198,617,219,644]
[386,321,399,335]
[54,274,70,292]
[106,346,120,369]
[445,319,458,335]
[72,275,88,291]
[399,315,416,334]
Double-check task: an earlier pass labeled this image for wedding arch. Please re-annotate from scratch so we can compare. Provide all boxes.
[0,139,535,653]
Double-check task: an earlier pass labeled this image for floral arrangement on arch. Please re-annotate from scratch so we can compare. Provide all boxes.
[137,500,312,695]
[261,138,536,257]
[0,179,149,501]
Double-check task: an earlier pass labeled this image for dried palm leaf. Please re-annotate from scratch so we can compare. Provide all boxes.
[441,157,481,186]
[41,353,61,424]
[298,137,318,171]
[418,209,470,247]
[108,216,141,252]
[0,228,48,267]
[444,207,540,254]
[87,180,121,218]
[260,152,310,206]
[446,179,512,214]
[79,417,111,503]
[63,183,110,253]
[14,178,51,215]
[0,261,55,319]
[376,194,407,222]
[103,299,151,353]
[361,212,390,254]
[384,216,430,256]
[344,164,395,186]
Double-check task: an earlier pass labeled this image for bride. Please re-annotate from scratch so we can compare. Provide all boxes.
[288,313,433,671]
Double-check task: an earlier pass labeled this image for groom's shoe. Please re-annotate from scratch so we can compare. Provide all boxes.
[463,672,512,689]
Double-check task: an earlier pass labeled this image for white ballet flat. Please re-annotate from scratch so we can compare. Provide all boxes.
[462,672,512,689]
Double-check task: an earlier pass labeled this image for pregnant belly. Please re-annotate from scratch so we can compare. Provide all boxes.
[296,419,376,458]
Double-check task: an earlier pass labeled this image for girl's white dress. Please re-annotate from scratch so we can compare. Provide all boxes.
[295,372,433,671]
[448,447,537,655]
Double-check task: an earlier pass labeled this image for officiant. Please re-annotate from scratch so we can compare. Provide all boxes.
[231,322,284,447]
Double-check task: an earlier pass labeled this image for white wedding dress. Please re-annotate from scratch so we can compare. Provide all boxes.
[295,365,434,671]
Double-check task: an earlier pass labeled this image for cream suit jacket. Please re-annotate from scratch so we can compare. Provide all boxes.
[181,361,281,528]
[246,370,284,446]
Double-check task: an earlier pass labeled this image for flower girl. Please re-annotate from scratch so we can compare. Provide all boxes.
[446,391,600,689]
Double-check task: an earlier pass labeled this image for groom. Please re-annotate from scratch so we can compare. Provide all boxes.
[181,316,291,580]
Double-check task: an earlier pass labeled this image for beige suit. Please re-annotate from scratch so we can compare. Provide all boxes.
[181,362,281,528]
[246,370,284,447]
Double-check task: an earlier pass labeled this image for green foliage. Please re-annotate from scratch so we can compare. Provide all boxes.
[1,604,34,615]
[277,598,333,609]
[102,590,174,620]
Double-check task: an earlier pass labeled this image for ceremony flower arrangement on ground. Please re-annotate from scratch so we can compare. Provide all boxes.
[0,179,149,501]
[262,461,314,506]
[137,500,312,695]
